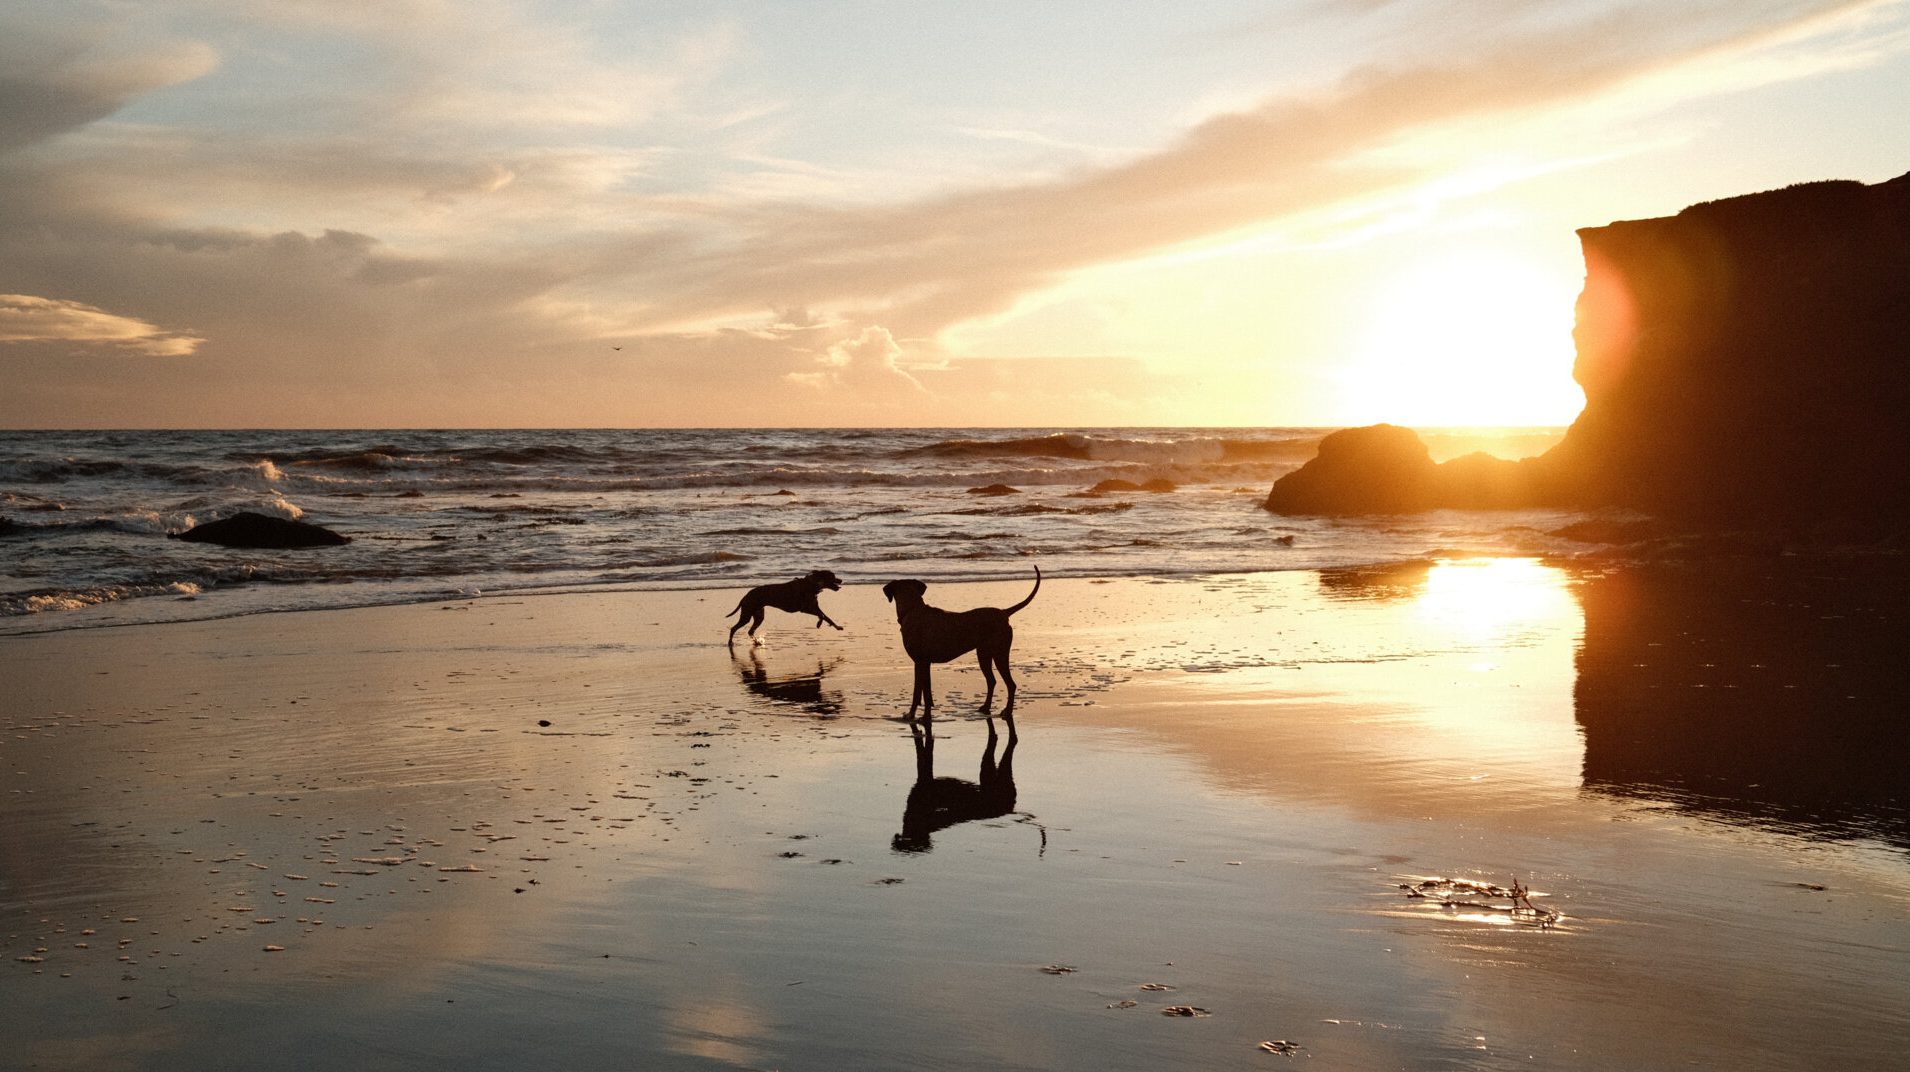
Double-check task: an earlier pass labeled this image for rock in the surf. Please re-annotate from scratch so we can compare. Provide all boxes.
[172,511,350,548]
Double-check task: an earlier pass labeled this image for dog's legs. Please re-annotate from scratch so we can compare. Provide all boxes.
[745,610,769,646]
[995,649,1018,712]
[814,610,844,631]
[908,660,934,720]
[727,611,750,647]
[977,650,997,711]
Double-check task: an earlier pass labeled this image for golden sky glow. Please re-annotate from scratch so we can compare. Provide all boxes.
[2,1,1907,428]
[1335,249,1585,426]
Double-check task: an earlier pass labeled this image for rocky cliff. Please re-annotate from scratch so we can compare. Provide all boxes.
[1266,170,1910,523]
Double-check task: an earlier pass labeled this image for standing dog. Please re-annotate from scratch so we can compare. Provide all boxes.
[882,566,1039,719]
[726,570,844,646]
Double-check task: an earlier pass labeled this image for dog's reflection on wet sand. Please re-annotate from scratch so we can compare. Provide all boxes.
[734,648,845,717]
[894,716,1024,853]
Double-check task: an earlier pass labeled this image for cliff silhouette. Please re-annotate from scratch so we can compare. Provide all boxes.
[1266,170,1910,525]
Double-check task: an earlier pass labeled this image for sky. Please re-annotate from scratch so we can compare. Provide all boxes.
[1,0,1907,429]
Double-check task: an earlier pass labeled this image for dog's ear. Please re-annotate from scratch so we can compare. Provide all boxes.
[881,581,896,603]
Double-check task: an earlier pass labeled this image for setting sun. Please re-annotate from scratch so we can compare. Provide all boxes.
[1335,248,1584,427]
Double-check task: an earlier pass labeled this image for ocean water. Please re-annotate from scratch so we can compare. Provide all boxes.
[0,427,1575,634]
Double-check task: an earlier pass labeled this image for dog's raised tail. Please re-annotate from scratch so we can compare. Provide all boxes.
[1005,565,1041,617]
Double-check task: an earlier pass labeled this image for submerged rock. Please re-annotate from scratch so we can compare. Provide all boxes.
[172,511,350,548]
[1087,478,1177,494]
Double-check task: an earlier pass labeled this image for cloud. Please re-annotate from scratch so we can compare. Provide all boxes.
[200,0,738,135]
[787,326,926,396]
[0,294,202,356]
[600,0,1885,340]
[0,0,1899,426]
[0,18,216,156]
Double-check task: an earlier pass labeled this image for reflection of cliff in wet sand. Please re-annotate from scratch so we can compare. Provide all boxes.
[1574,560,1910,848]
[894,718,1023,854]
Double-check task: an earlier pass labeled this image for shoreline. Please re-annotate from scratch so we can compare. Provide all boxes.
[0,552,1518,638]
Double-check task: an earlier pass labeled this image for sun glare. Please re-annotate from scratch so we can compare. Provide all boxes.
[1412,558,1577,645]
[1335,249,1584,427]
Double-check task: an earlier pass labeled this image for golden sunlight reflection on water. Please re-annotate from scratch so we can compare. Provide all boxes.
[1412,558,1576,643]
[1043,558,1590,809]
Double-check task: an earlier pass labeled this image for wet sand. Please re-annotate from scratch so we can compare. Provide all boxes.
[4,563,1909,1071]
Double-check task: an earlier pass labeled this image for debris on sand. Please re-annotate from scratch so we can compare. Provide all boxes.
[1161,1005,1211,1017]
[1259,1039,1304,1055]
[1396,875,1561,927]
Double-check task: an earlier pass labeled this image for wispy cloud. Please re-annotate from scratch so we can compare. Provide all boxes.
[0,294,202,357]
[580,0,1890,338]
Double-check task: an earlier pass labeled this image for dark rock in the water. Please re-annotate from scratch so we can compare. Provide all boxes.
[172,511,350,548]
[1265,430,1561,514]
[1262,424,1437,515]
[1435,452,1550,509]
[1086,477,1176,494]
[1267,171,1910,522]
[967,483,1020,496]
[0,516,16,537]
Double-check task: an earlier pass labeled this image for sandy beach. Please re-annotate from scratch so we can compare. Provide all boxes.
[5,563,1909,1071]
